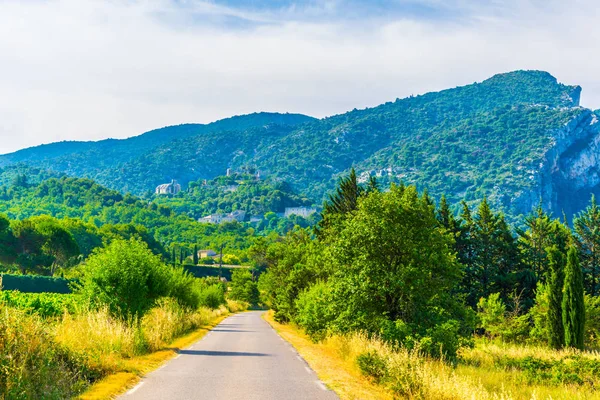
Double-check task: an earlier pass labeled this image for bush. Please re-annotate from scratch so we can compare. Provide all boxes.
[222,254,241,265]
[198,284,226,309]
[419,320,462,359]
[357,350,388,382]
[229,269,259,305]
[166,266,205,310]
[585,294,600,348]
[295,281,334,341]
[78,238,172,320]
[200,257,215,265]
[477,293,506,338]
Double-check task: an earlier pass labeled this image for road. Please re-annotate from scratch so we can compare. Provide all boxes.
[122,311,338,400]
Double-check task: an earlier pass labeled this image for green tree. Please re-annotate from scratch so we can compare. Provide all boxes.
[316,168,363,237]
[11,220,46,274]
[327,185,466,335]
[574,195,600,296]
[563,246,585,349]
[193,244,199,265]
[79,238,171,320]
[229,268,259,305]
[547,245,566,349]
[0,214,17,268]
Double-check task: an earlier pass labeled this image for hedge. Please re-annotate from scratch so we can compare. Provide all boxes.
[0,274,72,294]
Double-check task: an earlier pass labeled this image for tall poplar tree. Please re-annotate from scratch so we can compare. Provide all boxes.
[563,246,585,349]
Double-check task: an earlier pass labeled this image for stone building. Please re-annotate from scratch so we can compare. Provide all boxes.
[155,179,181,195]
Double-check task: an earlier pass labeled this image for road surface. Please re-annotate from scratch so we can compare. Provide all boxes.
[122,311,338,400]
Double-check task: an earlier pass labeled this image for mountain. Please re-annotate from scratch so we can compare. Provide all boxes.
[2,70,599,220]
[0,112,315,193]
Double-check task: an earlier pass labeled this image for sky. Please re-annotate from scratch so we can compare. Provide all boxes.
[0,0,599,154]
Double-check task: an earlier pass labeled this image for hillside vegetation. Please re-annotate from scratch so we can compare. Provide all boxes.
[2,70,598,221]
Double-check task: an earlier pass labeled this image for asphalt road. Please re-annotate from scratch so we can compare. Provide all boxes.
[122,311,338,400]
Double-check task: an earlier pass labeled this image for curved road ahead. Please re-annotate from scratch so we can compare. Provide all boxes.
[122,311,338,400]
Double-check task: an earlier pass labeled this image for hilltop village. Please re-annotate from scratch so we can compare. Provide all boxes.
[154,168,316,224]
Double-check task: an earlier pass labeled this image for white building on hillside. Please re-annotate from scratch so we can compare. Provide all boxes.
[284,207,317,218]
[155,180,181,195]
[199,210,247,224]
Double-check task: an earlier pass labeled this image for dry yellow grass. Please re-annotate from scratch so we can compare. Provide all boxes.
[263,311,394,400]
[78,302,245,400]
[264,312,600,400]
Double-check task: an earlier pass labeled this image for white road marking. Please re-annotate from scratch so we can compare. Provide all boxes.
[127,382,144,395]
[315,381,328,391]
[304,366,312,374]
[175,354,182,359]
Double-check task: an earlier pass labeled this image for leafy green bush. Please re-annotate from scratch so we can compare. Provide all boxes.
[477,293,506,338]
[356,350,388,382]
[228,269,259,305]
[198,284,226,309]
[496,355,600,386]
[78,238,172,320]
[295,281,334,341]
[222,254,241,265]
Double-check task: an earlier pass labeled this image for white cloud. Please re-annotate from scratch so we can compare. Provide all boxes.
[0,0,598,154]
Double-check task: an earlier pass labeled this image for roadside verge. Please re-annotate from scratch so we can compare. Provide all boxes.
[262,311,393,400]
[79,313,230,400]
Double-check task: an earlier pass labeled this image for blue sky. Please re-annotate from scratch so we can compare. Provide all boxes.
[0,0,598,154]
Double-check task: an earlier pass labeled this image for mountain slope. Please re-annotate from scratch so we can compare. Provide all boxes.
[0,112,315,175]
[2,70,598,219]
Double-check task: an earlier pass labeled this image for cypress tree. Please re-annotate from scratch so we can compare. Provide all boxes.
[546,245,565,349]
[563,246,585,349]
[172,247,176,265]
[193,244,199,265]
[179,248,184,264]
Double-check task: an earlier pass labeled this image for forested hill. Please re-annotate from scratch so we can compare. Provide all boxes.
[2,70,599,220]
[0,112,314,189]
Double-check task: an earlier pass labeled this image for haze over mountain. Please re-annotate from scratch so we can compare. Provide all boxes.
[2,70,599,221]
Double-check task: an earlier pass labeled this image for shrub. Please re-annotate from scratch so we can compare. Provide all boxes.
[419,320,461,359]
[222,254,241,265]
[295,281,334,341]
[198,284,226,309]
[584,294,600,348]
[477,293,506,338]
[78,238,172,320]
[356,350,388,382]
[229,269,259,305]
